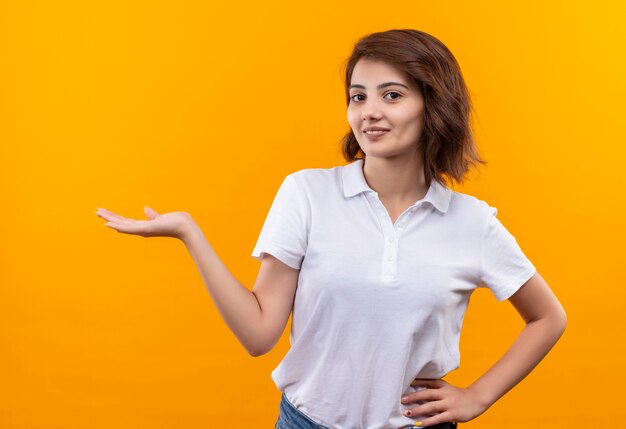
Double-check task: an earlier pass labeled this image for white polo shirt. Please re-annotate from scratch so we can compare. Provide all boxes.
[251,159,536,429]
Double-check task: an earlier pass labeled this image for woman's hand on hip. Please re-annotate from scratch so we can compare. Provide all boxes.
[96,206,194,240]
[401,378,489,426]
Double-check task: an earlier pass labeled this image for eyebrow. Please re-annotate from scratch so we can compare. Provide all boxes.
[349,82,410,90]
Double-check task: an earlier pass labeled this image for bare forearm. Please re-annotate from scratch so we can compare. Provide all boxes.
[468,315,566,408]
[180,219,265,356]
[403,275,566,426]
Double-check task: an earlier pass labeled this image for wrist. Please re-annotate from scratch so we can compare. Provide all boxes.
[178,214,199,243]
[466,383,497,412]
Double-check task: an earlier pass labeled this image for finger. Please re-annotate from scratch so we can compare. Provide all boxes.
[402,389,442,404]
[416,411,455,427]
[405,400,445,419]
[96,208,128,222]
[108,214,140,226]
[105,220,148,235]
[144,206,159,220]
[412,379,445,389]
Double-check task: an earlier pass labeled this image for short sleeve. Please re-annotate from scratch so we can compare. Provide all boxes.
[479,206,537,301]
[251,173,310,270]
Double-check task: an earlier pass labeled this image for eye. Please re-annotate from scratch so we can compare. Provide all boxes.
[384,91,402,100]
[350,94,365,102]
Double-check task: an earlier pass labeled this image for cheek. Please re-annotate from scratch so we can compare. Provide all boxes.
[396,109,424,133]
[347,108,360,129]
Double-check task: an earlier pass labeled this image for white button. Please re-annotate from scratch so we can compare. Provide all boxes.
[387,237,395,243]
[388,255,395,261]
[397,223,405,228]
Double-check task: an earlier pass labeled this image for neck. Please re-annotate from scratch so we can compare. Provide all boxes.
[361,153,428,203]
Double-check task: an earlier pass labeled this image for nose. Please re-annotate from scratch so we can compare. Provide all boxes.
[360,98,383,121]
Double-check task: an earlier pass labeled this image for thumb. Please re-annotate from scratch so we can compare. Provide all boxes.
[144,206,159,220]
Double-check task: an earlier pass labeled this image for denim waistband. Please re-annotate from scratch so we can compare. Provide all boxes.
[276,392,458,429]
[277,392,330,429]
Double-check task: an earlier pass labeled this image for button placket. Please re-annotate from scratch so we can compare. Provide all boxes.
[364,192,411,284]
[382,225,400,282]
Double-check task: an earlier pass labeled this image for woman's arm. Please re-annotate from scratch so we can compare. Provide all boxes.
[96,207,298,357]
[401,271,567,426]
[182,220,299,356]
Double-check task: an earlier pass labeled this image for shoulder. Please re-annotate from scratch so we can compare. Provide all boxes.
[285,164,344,192]
[447,189,497,226]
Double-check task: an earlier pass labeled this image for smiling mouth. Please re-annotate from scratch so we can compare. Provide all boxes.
[364,130,388,135]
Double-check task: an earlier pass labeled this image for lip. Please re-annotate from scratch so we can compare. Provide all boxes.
[362,127,390,140]
[363,127,390,132]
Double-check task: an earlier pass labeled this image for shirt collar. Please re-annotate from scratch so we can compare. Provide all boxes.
[341,159,452,213]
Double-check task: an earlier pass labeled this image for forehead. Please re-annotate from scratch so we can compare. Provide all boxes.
[350,58,413,86]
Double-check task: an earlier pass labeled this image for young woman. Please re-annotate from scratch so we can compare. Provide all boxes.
[96,29,566,429]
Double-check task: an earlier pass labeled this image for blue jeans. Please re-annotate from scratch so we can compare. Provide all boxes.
[275,392,330,429]
[275,392,458,429]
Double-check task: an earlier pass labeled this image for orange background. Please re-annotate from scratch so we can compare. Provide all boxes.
[1,1,624,427]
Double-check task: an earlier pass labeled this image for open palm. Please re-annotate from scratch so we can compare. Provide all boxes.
[95,206,193,239]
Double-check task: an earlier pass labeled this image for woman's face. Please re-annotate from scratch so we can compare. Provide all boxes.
[347,58,425,160]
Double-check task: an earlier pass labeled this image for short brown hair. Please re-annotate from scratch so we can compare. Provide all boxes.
[340,29,486,187]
